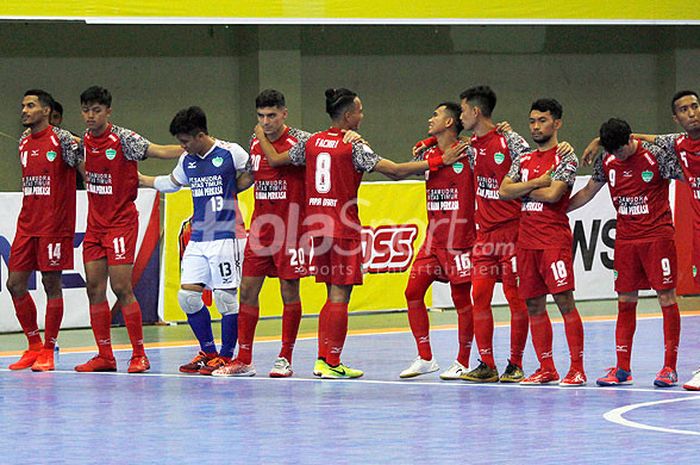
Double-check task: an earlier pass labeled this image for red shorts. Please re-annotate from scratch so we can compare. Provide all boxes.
[9,234,74,272]
[83,226,137,265]
[517,248,575,300]
[311,236,364,286]
[409,243,472,284]
[242,238,311,280]
[614,239,677,293]
[471,225,518,286]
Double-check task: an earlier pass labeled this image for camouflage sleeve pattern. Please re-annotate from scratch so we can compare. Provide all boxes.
[505,152,522,182]
[643,140,682,180]
[288,131,313,166]
[591,153,607,183]
[654,133,682,155]
[551,152,578,186]
[504,130,531,160]
[55,127,83,167]
[115,125,150,161]
[352,142,382,173]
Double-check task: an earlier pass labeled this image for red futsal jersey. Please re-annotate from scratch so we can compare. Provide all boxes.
[83,124,150,231]
[17,125,82,237]
[656,133,700,229]
[507,146,578,250]
[423,144,476,250]
[289,127,381,240]
[592,139,681,243]
[249,127,309,246]
[469,129,530,232]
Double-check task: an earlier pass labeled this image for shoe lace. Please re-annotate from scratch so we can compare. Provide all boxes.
[207,356,226,367]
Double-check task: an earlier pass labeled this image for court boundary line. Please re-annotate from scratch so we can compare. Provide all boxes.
[603,396,700,436]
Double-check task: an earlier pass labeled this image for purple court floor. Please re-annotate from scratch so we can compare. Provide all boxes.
[2,314,700,465]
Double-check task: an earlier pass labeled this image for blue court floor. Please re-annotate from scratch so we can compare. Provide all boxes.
[2,314,700,465]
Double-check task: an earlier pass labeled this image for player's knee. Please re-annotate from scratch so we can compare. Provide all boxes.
[41,274,62,297]
[110,282,133,302]
[404,281,424,302]
[657,290,676,307]
[280,281,300,304]
[238,282,256,305]
[214,289,239,315]
[177,289,204,315]
[6,275,27,297]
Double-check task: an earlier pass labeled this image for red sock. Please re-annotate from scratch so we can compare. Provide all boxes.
[452,283,473,368]
[279,302,302,362]
[325,302,348,367]
[122,301,145,357]
[661,303,681,369]
[12,293,42,348]
[472,279,496,368]
[529,311,555,371]
[90,302,113,359]
[504,283,528,367]
[562,308,584,371]
[237,303,259,364]
[407,299,432,360]
[317,302,329,360]
[44,297,64,350]
[615,301,637,371]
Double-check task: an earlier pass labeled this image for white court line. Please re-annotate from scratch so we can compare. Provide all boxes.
[2,367,699,396]
[604,396,700,436]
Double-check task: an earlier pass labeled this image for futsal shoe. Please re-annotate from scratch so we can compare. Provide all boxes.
[499,360,525,383]
[30,348,55,372]
[399,357,439,379]
[269,357,293,378]
[128,355,150,373]
[199,356,230,376]
[439,360,469,380]
[462,360,499,383]
[682,368,700,391]
[319,362,363,379]
[520,368,560,385]
[212,359,256,377]
[313,358,329,377]
[559,368,587,387]
[596,367,633,386]
[653,366,678,388]
[179,351,216,373]
[9,348,42,370]
[74,355,117,372]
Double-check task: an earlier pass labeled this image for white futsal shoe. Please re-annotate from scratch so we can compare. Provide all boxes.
[399,357,439,379]
[439,360,469,380]
[683,367,700,391]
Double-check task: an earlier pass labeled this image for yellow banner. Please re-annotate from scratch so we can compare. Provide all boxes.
[2,1,698,21]
[162,181,429,322]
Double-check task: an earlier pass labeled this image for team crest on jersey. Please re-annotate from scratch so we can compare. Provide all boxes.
[452,162,464,174]
[46,151,57,162]
[613,270,618,280]
[494,152,505,165]
[694,265,697,278]
[641,170,653,182]
[105,148,117,160]
[212,156,224,168]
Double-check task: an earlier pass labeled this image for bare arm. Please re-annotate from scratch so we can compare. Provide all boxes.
[236,172,254,192]
[254,124,292,167]
[528,180,570,203]
[77,161,86,183]
[145,144,184,160]
[374,140,469,180]
[568,178,605,212]
[499,168,552,200]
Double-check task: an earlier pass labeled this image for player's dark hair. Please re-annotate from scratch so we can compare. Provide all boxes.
[51,100,64,116]
[459,86,497,117]
[256,89,286,109]
[437,102,464,134]
[671,90,699,114]
[325,88,358,120]
[24,89,55,109]
[80,86,112,107]
[599,118,632,153]
[169,106,208,137]
[530,98,563,119]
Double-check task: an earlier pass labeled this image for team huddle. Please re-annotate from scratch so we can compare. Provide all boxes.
[6,84,700,391]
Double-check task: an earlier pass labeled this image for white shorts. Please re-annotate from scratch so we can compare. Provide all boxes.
[180,238,246,289]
